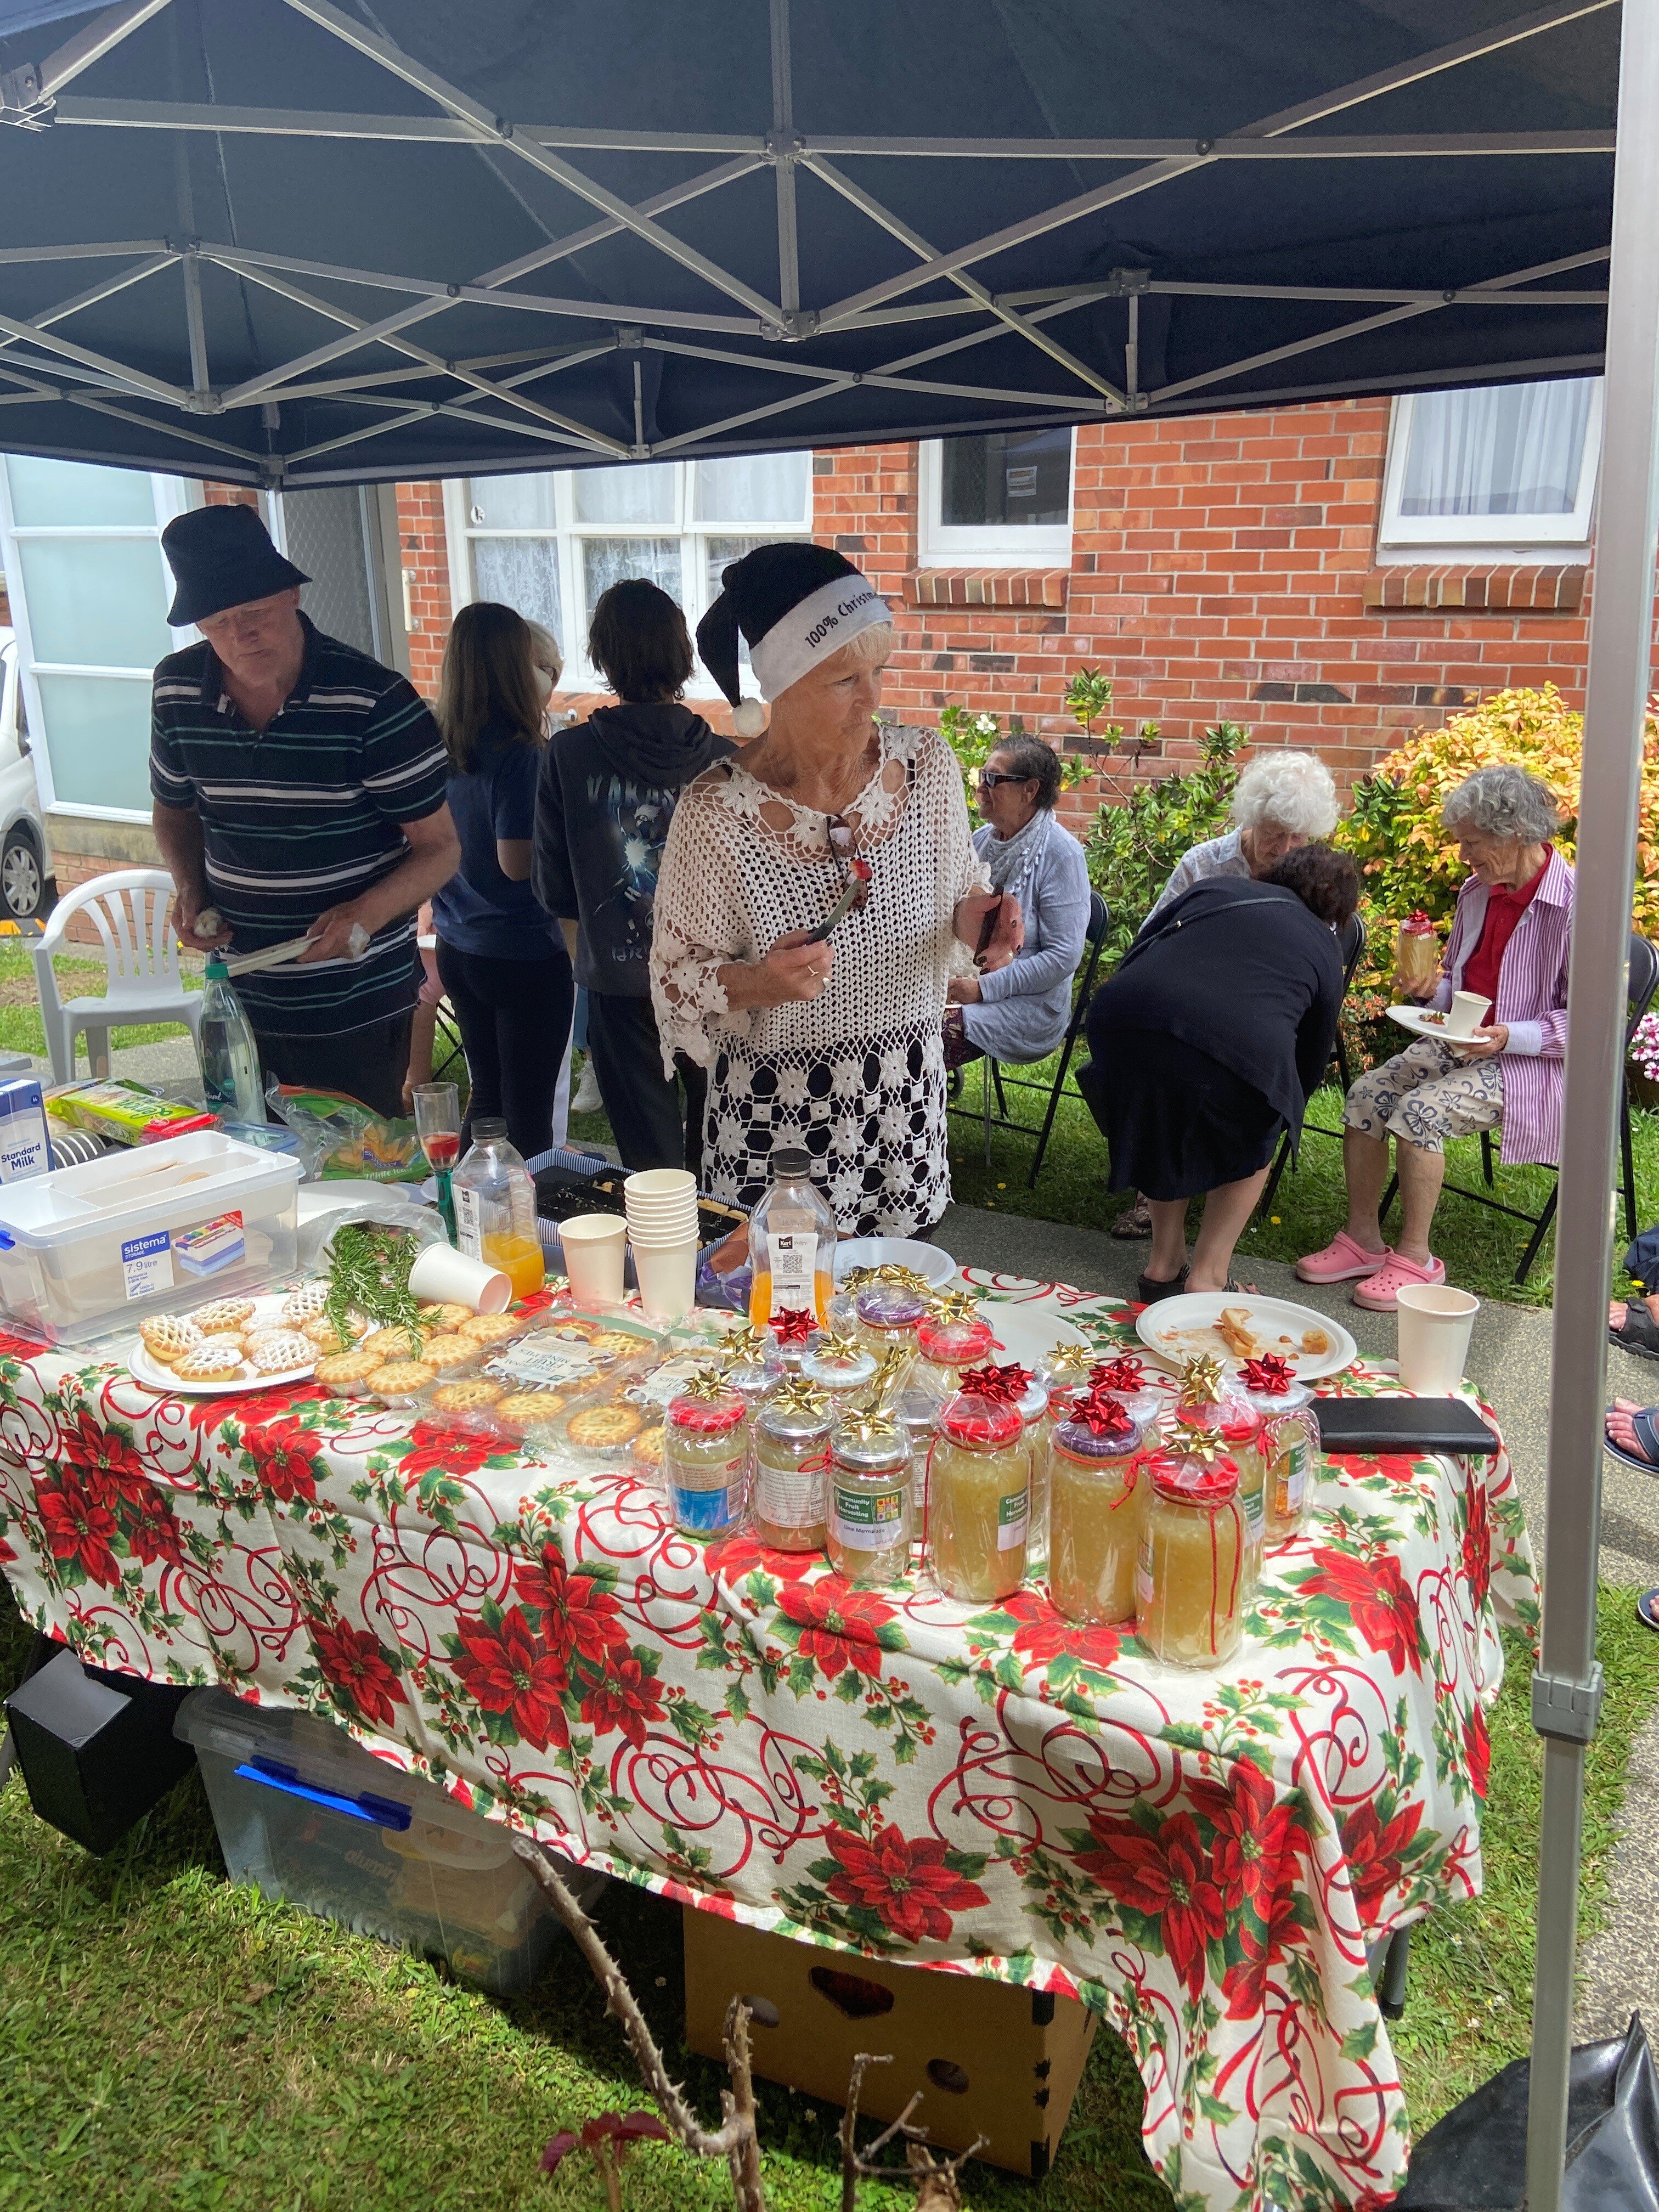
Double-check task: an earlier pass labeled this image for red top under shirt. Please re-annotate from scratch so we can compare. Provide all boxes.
[1460,845,1551,1012]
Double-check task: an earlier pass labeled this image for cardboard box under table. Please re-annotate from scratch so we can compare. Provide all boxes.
[682,1904,1097,2177]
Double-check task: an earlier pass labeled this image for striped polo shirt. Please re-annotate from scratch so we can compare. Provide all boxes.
[150,616,448,1037]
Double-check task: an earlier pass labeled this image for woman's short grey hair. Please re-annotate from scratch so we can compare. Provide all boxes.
[843,621,895,665]
[1441,764,1559,844]
[1232,749,1340,839]
[988,733,1062,810]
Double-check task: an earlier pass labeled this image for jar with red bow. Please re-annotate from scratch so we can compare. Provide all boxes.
[1048,1389,1147,1625]
[913,1300,997,1403]
[1239,1355,1319,1543]
[664,1376,752,1538]
[1136,1439,1249,1669]
[926,1386,1030,1604]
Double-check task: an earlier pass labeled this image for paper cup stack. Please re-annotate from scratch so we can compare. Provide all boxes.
[624,1169,700,1319]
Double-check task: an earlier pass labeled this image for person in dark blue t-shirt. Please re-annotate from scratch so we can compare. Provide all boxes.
[432,602,573,1157]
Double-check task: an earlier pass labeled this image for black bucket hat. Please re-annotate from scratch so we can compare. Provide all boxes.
[161,503,309,627]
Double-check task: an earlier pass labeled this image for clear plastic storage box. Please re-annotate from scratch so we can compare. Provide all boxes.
[176,1688,600,1994]
[0,1130,301,1344]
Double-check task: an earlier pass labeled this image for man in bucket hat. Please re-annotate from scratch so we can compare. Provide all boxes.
[150,503,459,1119]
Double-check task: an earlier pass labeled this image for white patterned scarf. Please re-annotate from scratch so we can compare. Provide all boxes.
[980,805,1053,922]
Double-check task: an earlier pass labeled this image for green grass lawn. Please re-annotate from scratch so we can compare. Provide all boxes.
[0,942,205,1064]
[2,1579,1655,2212]
[945,1056,1659,1311]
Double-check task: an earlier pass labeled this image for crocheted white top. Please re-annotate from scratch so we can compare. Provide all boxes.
[650,721,986,1234]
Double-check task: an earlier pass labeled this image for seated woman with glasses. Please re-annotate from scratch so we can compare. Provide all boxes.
[944,737,1090,1077]
[650,543,1020,1236]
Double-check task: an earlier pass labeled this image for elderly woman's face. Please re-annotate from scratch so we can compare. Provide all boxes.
[1242,823,1308,875]
[1458,829,1537,888]
[790,637,888,742]
[979,750,1042,837]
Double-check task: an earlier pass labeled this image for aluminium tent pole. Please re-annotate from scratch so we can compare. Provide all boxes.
[1525,0,1659,2201]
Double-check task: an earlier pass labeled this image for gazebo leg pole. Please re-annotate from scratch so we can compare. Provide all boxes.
[1525,0,1659,2204]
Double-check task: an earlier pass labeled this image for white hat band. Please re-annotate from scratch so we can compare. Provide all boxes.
[748,574,890,702]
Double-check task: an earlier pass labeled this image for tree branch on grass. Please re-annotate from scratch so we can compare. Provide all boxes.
[838,2051,985,2212]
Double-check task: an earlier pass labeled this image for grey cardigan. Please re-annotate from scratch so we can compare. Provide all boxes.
[960,819,1092,1062]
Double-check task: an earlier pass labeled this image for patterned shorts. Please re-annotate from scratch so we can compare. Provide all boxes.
[1343,1036,1503,1154]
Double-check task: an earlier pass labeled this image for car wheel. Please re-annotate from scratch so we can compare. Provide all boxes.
[1,827,42,919]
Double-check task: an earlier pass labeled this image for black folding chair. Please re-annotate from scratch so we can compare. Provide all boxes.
[1255,909,1368,1219]
[1379,931,1658,1286]
[943,891,1111,1180]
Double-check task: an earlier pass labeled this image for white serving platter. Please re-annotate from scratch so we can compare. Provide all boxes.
[1136,1290,1357,1383]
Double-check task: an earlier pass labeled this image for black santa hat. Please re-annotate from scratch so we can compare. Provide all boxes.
[695,540,890,738]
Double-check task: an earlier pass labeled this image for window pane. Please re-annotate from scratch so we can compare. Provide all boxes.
[940,427,1070,527]
[6,454,156,529]
[1399,379,1596,520]
[17,537,173,667]
[572,464,675,526]
[693,452,809,524]
[466,473,558,529]
[583,539,682,635]
[35,674,154,810]
[472,535,563,652]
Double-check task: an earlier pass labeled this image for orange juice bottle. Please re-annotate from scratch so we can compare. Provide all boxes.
[452,1120,543,1300]
[747,1144,837,1329]
[482,1229,546,1301]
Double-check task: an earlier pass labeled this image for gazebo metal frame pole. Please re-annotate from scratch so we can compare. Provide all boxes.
[1525,0,1659,2202]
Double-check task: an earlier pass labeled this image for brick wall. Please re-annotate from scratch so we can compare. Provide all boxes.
[394,481,455,697]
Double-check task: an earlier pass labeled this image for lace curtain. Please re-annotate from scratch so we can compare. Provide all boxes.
[1398,377,1597,520]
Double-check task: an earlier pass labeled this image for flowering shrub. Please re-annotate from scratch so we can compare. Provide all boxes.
[936,702,1092,819]
[1632,1012,1659,1083]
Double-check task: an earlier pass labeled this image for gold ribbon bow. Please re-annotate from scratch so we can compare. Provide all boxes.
[839,1400,902,1443]
[927,1289,983,1327]
[1177,1423,1229,1468]
[718,1322,770,1365]
[1176,1352,1226,1410]
[843,1262,932,1298]
[769,1374,831,1419]
[867,1343,912,1409]
[679,1365,732,1402]
[1043,1340,1094,1380]
[814,1325,867,1365]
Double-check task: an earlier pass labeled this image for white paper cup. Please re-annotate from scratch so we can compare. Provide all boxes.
[624,1169,697,1203]
[630,1237,697,1320]
[1447,990,1491,1038]
[408,1241,512,1313]
[1396,1283,1480,1392]
[559,1214,627,1305]
[625,1211,699,1240]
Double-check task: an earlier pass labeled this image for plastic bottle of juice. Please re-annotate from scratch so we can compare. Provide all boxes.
[450,1119,545,1297]
[747,1144,837,1328]
[198,957,264,1125]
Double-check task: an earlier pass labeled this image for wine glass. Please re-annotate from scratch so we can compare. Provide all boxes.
[413,1081,461,1243]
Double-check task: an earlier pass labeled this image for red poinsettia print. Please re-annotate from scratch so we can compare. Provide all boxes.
[450,1604,567,1751]
[1463,1702,1491,1799]
[247,1419,323,1505]
[777,1582,897,1679]
[998,1589,1122,1674]
[1207,1758,1306,1915]
[312,1616,406,1729]
[396,1421,500,1485]
[822,1819,989,1946]
[59,1410,151,1502]
[514,1545,630,1685]
[206,1382,329,1432]
[1341,1796,1425,1925]
[1076,1810,1228,2000]
[1222,1875,1308,2018]
[706,1530,818,1585]
[122,1487,185,1568]
[37,1468,120,1587]
[578,1654,665,1748]
[1298,1545,1424,1677]
[1461,1479,1492,1611]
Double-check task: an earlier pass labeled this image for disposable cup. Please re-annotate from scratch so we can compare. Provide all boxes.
[624,1169,697,1203]
[1396,1283,1480,1392]
[559,1214,627,1305]
[627,1227,702,1251]
[630,1237,697,1321]
[625,1206,699,1234]
[1447,990,1491,1038]
[409,1240,512,1313]
[624,1192,699,1216]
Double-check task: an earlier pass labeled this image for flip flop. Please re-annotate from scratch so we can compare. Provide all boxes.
[1136,1265,1190,1306]
[1611,1300,1659,1363]
[1605,1405,1659,1477]
[1638,1589,1659,1632]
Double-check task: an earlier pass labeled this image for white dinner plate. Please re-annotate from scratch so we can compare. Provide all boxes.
[125,1290,317,1396]
[975,1301,1091,1370]
[1136,1290,1357,1383]
[833,1237,956,1290]
[1386,1003,1477,1044]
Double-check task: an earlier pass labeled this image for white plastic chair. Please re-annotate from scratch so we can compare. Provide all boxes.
[31,868,203,1083]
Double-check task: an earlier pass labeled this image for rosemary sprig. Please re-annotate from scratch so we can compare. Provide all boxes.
[324,1222,424,1353]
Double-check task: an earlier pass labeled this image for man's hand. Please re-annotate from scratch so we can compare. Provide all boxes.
[946,974,983,1005]
[297,902,374,964]
[1449,1023,1509,1059]
[170,883,232,951]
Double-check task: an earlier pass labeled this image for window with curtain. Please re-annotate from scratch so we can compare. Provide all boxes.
[453,454,811,693]
[1378,378,1603,550]
[918,427,1074,564]
[0,455,191,816]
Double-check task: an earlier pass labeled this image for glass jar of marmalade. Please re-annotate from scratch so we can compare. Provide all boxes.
[1047,1394,1147,1626]
[751,1383,834,1552]
[826,1416,913,1587]
[926,1388,1029,1604]
[663,1384,751,1538]
[1136,1445,1248,1669]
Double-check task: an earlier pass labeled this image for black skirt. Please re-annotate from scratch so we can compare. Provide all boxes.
[1077,1028,1284,1200]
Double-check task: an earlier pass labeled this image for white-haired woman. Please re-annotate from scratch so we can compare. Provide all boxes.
[1298,763,1571,1310]
[651,544,1018,1235]
[1113,748,1341,1235]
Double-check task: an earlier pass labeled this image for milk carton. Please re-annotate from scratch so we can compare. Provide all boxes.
[0,1077,51,1184]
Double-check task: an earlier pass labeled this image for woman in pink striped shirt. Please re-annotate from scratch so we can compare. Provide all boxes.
[1297,765,1571,1310]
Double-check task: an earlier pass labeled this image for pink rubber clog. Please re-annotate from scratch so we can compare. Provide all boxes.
[1350,1250,1447,1312]
[1295,1229,1390,1285]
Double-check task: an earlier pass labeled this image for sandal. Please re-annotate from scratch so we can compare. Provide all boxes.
[1638,1589,1659,1632]
[1136,1264,1189,1306]
[1606,1403,1659,1476]
[1611,1300,1659,1363]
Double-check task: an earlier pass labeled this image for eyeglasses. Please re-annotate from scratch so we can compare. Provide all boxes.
[976,769,1029,791]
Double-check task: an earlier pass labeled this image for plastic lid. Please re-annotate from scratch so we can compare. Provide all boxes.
[1150,1450,1241,1505]
[472,1117,509,1141]
[939,1389,1022,1447]
[855,1283,929,1327]
[205,954,229,979]
[668,1388,746,1435]
[917,1313,995,1363]
[1053,1395,1142,1459]
[770,1144,811,1179]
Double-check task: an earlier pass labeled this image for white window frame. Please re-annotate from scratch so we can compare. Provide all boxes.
[444,459,812,698]
[917,430,1075,567]
[1376,382,1604,561]
[0,460,198,822]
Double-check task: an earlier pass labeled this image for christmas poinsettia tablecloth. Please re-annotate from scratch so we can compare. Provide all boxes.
[0,1272,1536,2212]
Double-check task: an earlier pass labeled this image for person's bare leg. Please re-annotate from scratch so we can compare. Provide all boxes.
[1189,1167,1272,1292]
[1395,1140,1445,1266]
[1144,1199,1189,1283]
[403,1003,438,1111]
[1610,1292,1659,1329]
[1342,1128,1392,1255]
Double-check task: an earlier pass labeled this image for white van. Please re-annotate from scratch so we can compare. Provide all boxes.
[0,629,52,918]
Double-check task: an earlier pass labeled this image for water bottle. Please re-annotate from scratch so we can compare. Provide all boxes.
[199,957,264,1126]
[450,1119,544,1299]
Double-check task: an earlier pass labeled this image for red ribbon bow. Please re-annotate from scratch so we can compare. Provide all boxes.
[771,1308,817,1344]
[1070,1386,1131,1436]
[959,1361,1032,1405]
[1403,909,1435,933]
[1240,1353,1295,1396]
[1091,1355,1146,1394]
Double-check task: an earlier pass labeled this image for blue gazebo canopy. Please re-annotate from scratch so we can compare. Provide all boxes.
[0,0,1619,487]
